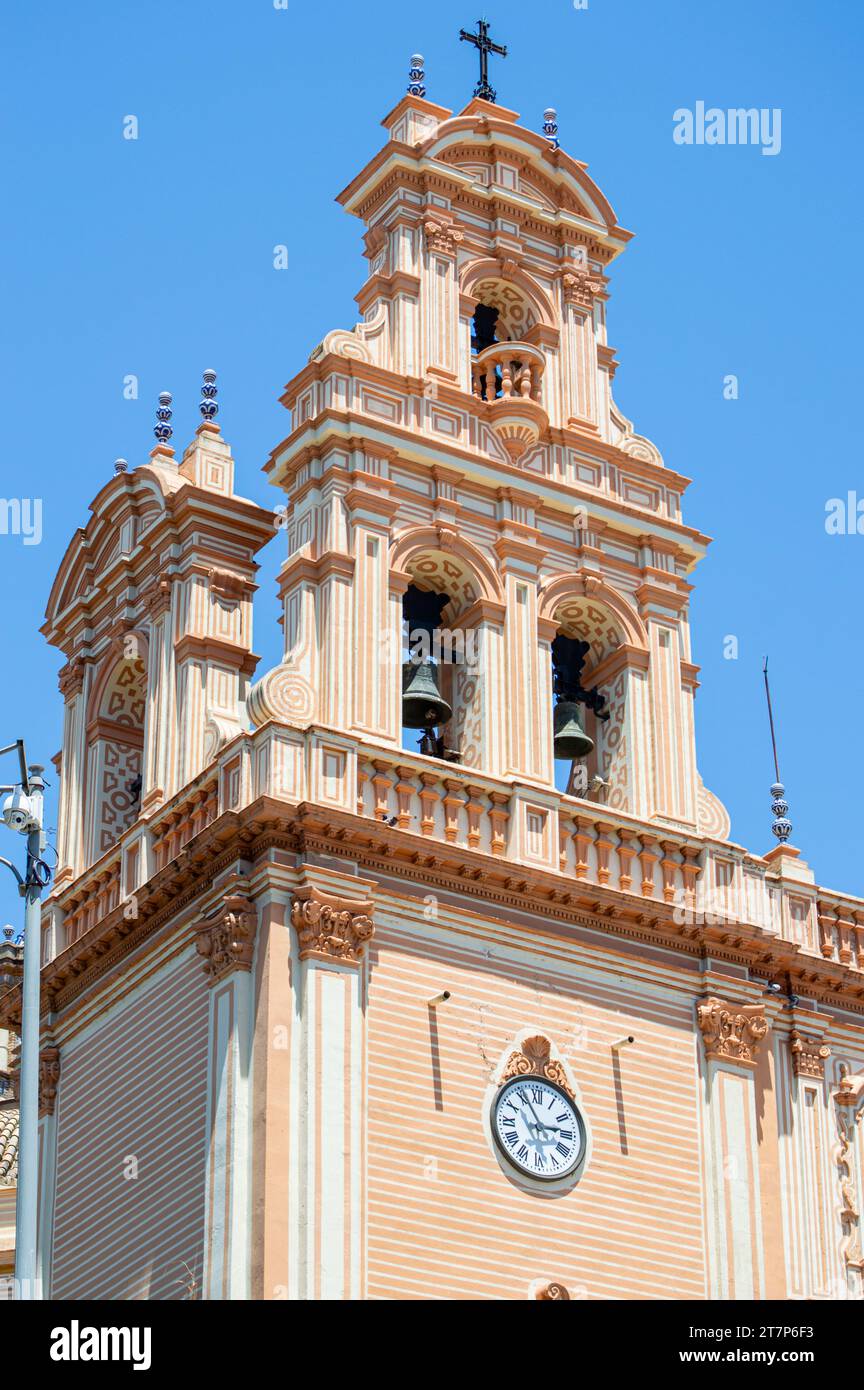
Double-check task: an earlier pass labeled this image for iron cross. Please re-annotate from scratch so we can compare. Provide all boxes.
[459,19,507,104]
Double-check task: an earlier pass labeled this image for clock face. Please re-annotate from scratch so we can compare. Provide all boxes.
[492,1075,585,1181]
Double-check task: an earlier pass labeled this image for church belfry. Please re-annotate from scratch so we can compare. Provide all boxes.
[9,38,863,1307]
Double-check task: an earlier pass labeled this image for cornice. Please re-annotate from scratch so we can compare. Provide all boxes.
[10,795,864,1030]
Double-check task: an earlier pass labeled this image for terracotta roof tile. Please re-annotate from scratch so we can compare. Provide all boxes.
[0,1104,19,1186]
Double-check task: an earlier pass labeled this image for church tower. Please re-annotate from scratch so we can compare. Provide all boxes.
[5,40,864,1303]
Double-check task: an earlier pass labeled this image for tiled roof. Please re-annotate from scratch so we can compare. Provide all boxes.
[0,1104,18,1186]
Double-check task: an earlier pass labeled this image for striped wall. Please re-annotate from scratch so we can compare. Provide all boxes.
[365,912,706,1300]
[51,947,209,1300]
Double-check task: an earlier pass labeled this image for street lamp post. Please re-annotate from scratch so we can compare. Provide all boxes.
[0,741,49,1301]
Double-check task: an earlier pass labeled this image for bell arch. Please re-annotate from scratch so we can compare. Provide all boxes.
[460,259,558,340]
[390,528,505,768]
[540,574,650,814]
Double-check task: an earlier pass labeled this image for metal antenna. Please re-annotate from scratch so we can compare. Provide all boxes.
[763,657,792,844]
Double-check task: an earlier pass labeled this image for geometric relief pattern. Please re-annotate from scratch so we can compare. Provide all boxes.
[554,599,622,666]
[101,657,146,726]
[408,552,479,619]
[472,278,537,340]
[98,741,142,854]
[599,672,629,812]
[454,659,483,768]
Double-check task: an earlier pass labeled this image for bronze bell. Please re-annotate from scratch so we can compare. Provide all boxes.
[553,700,594,760]
[402,658,453,729]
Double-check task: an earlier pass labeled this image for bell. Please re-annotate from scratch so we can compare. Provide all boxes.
[402,659,453,729]
[553,700,594,760]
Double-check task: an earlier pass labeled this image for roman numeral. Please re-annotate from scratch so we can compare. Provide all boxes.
[556,1141,569,1157]
[556,1112,569,1124]
[560,1130,573,1140]
[517,1144,529,1161]
[505,1130,518,1146]
[502,1114,516,1127]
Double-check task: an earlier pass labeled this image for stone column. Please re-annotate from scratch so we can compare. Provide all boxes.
[195,886,257,1301]
[289,869,376,1301]
[696,992,771,1300]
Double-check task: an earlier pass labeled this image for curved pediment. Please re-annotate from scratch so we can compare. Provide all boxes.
[44,468,173,643]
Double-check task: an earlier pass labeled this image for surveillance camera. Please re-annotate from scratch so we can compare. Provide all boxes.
[1,788,37,835]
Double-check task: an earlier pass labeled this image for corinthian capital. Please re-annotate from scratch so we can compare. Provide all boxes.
[195,892,257,983]
[291,886,375,965]
[561,267,605,309]
[696,996,770,1069]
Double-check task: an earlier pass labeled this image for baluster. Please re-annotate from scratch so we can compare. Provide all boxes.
[617,829,636,892]
[465,784,484,850]
[500,357,512,397]
[680,845,701,910]
[660,841,680,905]
[357,766,369,816]
[395,766,416,830]
[488,792,510,856]
[371,761,392,821]
[837,908,854,965]
[442,779,464,844]
[572,818,594,881]
[594,822,614,885]
[638,835,659,898]
[817,901,836,959]
[418,773,439,836]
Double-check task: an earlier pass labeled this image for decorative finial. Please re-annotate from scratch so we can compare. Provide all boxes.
[199,368,218,421]
[408,54,426,98]
[763,658,792,844]
[459,19,507,104]
[153,390,173,445]
[543,107,559,149]
[113,458,128,475]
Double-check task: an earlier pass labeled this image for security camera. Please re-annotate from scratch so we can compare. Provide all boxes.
[1,788,38,835]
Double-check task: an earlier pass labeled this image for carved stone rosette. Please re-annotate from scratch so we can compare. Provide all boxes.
[290,886,375,965]
[696,997,770,1069]
[500,1034,575,1100]
[789,1028,831,1080]
[39,1045,61,1117]
[195,892,258,983]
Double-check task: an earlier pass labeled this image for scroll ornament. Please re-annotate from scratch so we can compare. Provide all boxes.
[696,997,770,1068]
[500,1034,575,1100]
[290,887,375,964]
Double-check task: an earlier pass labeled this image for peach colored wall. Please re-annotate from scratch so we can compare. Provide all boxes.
[365,916,706,1301]
[51,949,209,1300]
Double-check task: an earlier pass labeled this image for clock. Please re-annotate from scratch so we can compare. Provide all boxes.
[492,1075,585,1181]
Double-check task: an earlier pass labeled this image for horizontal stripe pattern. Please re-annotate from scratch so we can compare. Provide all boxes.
[366,923,706,1300]
[51,951,209,1300]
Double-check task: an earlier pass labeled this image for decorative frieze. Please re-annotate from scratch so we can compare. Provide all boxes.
[789,1028,831,1079]
[195,891,257,982]
[39,1045,61,1117]
[290,885,375,965]
[696,997,770,1069]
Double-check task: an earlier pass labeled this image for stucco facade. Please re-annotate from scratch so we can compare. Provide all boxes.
[2,92,863,1302]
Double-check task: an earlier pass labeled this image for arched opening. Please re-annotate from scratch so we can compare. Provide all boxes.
[398,550,486,764]
[549,598,625,802]
[86,652,147,860]
[469,278,545,404]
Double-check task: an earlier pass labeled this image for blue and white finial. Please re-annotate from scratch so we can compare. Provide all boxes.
[543,107,559,149]
[199,368,218,422]
[769,782,792,844]
[408,53,426,98]
[153,390,173,446]
[113,458,128,475]
[763,658,792,845]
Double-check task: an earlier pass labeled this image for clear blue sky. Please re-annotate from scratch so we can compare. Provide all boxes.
[1,0,862,931]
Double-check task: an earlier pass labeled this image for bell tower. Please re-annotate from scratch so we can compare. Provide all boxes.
[253,84,712,836]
